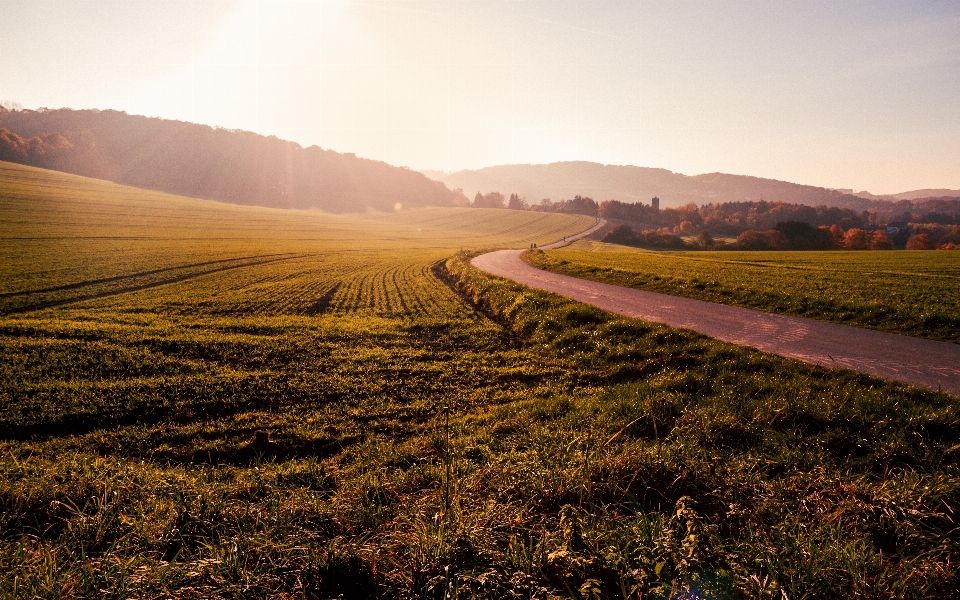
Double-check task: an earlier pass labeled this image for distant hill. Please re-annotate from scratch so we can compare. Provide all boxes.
[888,189,960,201]
[423,161,956,211]
[0,107,455,212]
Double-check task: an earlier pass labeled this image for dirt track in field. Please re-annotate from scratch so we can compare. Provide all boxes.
[472,222,960,397]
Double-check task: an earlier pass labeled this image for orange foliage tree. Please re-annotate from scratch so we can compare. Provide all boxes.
[870,230,894,250]
[905,233,933,250]
[842,228,871,250]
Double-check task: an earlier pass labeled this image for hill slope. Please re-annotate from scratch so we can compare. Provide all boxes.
[0,160,591,298]
[0,107,455,212]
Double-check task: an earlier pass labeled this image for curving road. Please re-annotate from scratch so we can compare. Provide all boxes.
[473,223,960,397]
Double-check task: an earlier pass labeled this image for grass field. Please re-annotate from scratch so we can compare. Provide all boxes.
[2,162,959,598]
[525,240,960,343]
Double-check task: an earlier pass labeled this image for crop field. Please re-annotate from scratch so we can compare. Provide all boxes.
[2,162,960,598]
[526,240,960,343]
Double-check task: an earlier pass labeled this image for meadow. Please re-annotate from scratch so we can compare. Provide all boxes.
[2,162,959,598]
[525,240,960,343]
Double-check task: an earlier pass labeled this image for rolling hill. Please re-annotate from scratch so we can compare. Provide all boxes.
[0,107,456,213]
[425,161,960,211]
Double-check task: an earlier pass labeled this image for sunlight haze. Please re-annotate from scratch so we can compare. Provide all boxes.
[2,0,958,194]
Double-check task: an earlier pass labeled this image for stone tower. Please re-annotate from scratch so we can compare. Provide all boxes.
[651,196,660,211]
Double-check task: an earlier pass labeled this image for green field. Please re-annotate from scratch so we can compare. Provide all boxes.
[2,162,959,598]
[526,240,960,343]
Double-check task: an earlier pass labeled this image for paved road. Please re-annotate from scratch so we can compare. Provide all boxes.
[472,243,960,397]
[538,218,608,249]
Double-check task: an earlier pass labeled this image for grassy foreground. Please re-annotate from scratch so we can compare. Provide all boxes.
[2,163,959,598]
[525,240,960,343]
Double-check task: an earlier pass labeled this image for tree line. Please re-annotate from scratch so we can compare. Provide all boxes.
[464,189,960,250]
[604,221,959,251]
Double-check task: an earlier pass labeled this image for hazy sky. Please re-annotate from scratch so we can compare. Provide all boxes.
[2,0,958,193]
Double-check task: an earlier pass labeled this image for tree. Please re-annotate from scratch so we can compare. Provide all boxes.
[734,229,789,250]
[734,230,773,250]
[0,128,28,161]
[531,198,553,212]
[842,228,870,250]
[473,192,483,207]
[451,188,469,206]
[697,230,715,249]
[905,233,933,250]
[766,229,790,250]
[563,195,599,216]
[484,191,505,209]
[773,221,835,250]
[827,224,845,247]
[507,193,527,210]
[603,224,638,245]
[870,230,893,250]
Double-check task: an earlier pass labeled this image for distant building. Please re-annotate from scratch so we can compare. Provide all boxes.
[651,196,660,211]
[886,222,908,235]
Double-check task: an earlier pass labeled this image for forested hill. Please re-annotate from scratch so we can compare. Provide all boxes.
[425,161,888,210]
[0,107,455,212]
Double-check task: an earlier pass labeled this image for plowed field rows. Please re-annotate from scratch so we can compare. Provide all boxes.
[0,162,594,320]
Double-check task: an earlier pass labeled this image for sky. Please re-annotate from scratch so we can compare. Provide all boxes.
[1,0,959,194]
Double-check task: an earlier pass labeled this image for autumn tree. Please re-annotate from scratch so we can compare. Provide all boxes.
[905,233,933,250]
[0,128,28,161]
[451,188,469,206]
[870,230,894,250]
[842,228,871,250]
[827,224,845,247]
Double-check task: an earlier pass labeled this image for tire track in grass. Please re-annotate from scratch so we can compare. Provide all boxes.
[305,282,342,316]
[2,254,310,315]
[0,253,301,298]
